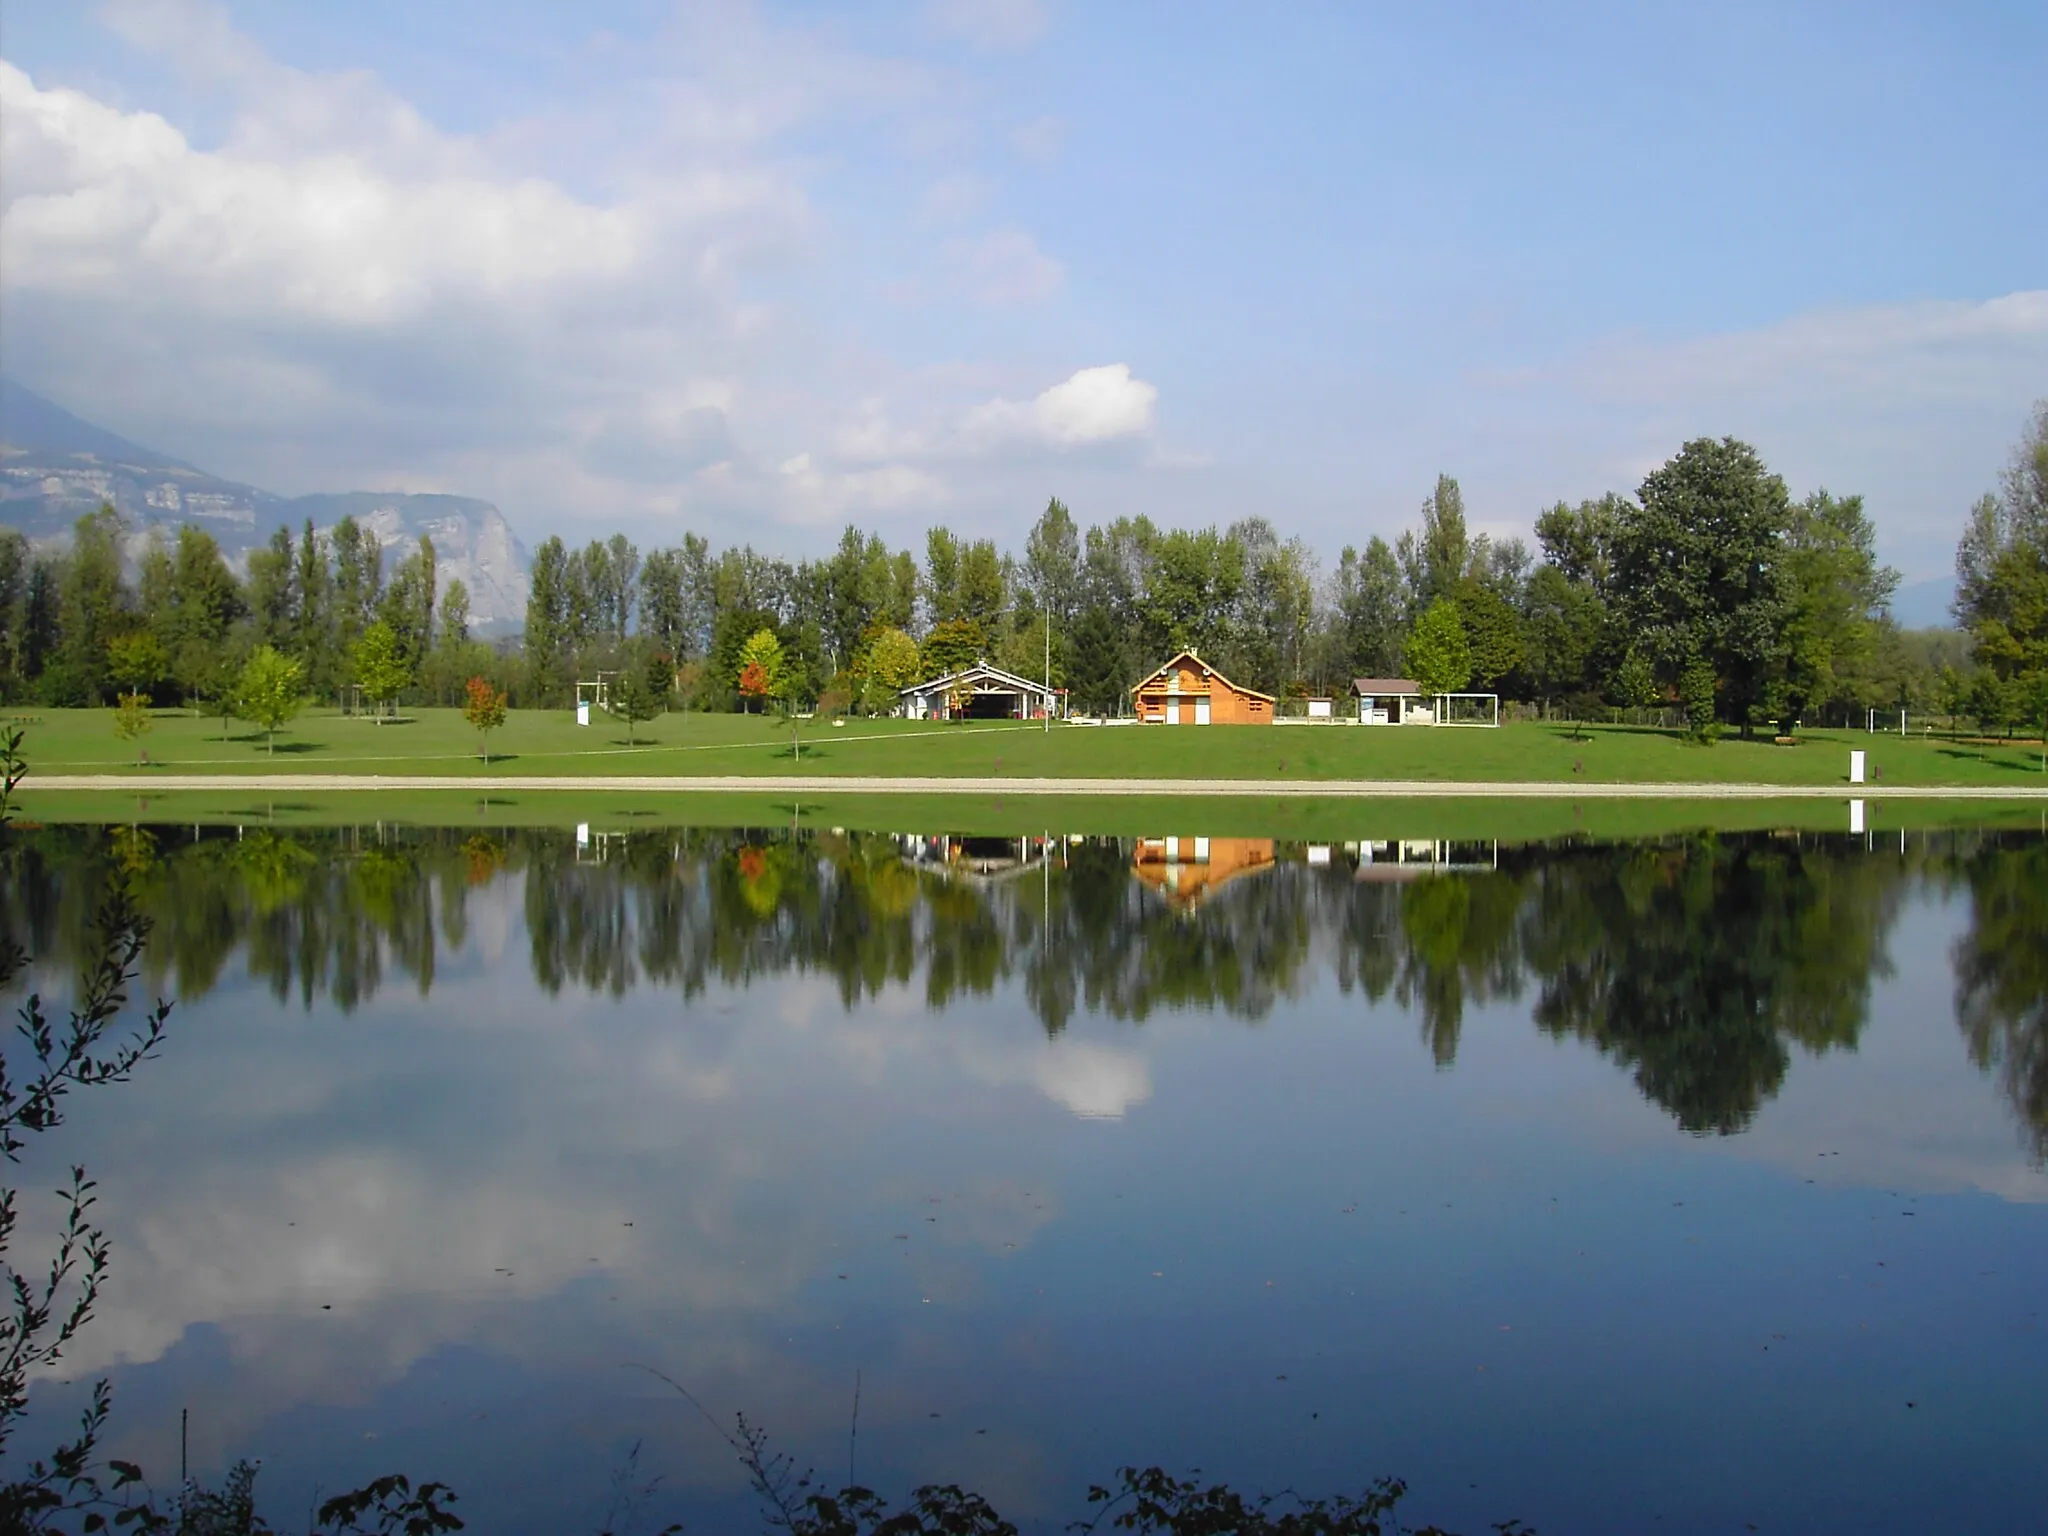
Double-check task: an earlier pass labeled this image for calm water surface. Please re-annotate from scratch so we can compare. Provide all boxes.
[4,825,2045,1534]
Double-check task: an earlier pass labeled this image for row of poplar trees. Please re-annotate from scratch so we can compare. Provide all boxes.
[516,428,1991,736]
[0,509,493,709]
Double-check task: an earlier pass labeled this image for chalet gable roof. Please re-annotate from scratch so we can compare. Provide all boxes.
[1130,649,1276,702]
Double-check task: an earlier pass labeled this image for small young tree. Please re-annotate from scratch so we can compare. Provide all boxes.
[462,675,508,764]
[113,690,153,765]
[735,628,784,713]
[611,662,664,745]
[352,620,411,723]
[234,646,305,756]
[1610,648,1659,722]
[738,660,771,713]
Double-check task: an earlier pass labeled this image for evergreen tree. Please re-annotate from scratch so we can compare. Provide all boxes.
[1067,604,1125,715]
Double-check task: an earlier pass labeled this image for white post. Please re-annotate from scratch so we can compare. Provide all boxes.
[1900,709,1906,736]
[1849,749,1866,784]
[1850,799,1865,835]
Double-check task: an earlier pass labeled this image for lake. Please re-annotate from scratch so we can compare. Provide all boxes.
[3,822,2044,1533]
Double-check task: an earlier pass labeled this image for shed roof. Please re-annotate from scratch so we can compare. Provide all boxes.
[900,660,1055,697]
[1352,677,1422,695]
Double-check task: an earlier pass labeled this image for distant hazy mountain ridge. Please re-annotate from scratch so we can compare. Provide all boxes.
[0,378,530,627]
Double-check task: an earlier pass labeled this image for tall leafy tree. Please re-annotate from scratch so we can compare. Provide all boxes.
[1534,495,1626,596]
[1453,575,1523,692]
[1406,597,1472,695]
[57,504,130,703]
[0,530,28,698]
[1614,437,1791,737]
[246,525,297,648]
[1024,498,1082,628]
[1954,402,2048,710]
[1520,564,1605,708]
[924,528,963,627]
[957,539,1006,631]
[330,516,383,656]
[639,549,688,661]
[293,520,333,687]
[1776,489,1897,732]
[1330,537,1406,679]
[378,534,437,676]
[1412,474,1469,610]
[162,525,244,707]
[605,534,639,642]
[525,536,572,704]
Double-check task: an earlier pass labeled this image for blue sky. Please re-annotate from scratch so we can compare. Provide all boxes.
[3,1,2043,580]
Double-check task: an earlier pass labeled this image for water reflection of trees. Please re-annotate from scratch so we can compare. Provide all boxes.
[1951,839,2048,1159]
[2,823,2042,1146]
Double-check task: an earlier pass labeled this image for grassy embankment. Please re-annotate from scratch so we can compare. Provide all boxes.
[10,706,2046,839]
[15,785,2047,842]
[10,704,2046,784]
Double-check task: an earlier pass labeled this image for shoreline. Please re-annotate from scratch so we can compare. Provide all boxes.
[18,773,2048,800]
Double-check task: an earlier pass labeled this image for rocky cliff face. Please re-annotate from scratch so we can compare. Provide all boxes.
[285,492,530,630]
[0,379,531,627]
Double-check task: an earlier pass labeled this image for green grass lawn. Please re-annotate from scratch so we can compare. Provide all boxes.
[8,703,2048,786]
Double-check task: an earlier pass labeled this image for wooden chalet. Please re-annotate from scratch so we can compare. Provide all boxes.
[1130,650,1273,725]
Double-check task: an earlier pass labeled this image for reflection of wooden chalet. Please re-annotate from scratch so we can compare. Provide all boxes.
[901,662,1063,721]
[1131,650,1273,725]
[1131,836,1275,910]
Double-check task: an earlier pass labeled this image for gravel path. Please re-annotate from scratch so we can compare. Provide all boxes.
[18,774,2048,799]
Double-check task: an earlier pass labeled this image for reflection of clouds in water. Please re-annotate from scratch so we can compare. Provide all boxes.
[55,960,1117,1439]
[776,969,1154,1121]
[1021,1041,1151,1121]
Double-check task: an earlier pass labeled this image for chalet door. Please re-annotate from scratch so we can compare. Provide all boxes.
[1195,698,1211,725]
[1168,697,1183,724]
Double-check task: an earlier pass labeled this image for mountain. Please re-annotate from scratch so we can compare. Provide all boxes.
[0,378,530,628]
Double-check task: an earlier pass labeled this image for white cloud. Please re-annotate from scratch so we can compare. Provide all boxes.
[0,61,641,323]
[928,0,1051,51]
[966,363,1159,448]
